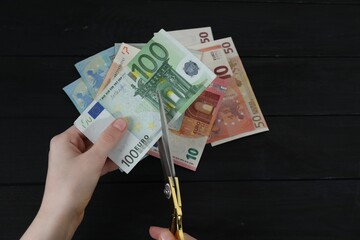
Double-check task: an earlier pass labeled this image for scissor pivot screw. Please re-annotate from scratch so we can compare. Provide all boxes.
[164,183,172,199]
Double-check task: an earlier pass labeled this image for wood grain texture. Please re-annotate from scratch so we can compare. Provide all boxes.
[1,116,359,184]
[1,0,359,239]
[1,1,360,57]
[1,181,360,239]
[1,57,359,117]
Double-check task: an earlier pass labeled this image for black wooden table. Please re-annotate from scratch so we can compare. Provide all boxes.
[1,1,360,239]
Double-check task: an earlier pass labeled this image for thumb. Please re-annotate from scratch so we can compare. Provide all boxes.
[149,226,176,240]
[149,226,197,240]
[86,118,127,162]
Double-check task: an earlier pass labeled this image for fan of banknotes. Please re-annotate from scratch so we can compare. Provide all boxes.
[63,27,269,173]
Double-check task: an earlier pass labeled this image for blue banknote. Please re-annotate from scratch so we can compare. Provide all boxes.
[75,47,115,97]
[63,78,93,113]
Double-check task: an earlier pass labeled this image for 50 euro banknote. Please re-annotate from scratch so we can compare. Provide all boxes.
[166,26,214,47]
[74,29,216,173]
[114,26,214,52]
[190,38,269,146]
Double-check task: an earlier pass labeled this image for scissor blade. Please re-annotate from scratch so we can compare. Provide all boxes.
[157,92,176,178]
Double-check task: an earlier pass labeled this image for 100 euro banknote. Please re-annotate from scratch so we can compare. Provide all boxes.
[74,29,216,173]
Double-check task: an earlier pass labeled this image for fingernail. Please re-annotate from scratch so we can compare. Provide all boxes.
[113,118,126,131]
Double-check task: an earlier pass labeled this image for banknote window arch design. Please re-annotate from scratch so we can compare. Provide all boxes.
[131,60,201,119]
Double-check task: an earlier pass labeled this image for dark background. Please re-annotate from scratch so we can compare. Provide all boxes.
[1,0,360,239]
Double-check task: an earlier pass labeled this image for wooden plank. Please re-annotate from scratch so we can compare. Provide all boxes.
[139,0,360,3]
[1,1,360,56]
[245,57,360,116]
[1,57,359,117]
[2,1,359,240]
[1,180,360,239]
[1,116,359,184]
[0,57,82,118]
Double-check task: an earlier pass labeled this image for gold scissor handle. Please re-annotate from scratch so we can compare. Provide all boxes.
[171,209,184,240]
[175,229,185,240]
[169,177,184,240]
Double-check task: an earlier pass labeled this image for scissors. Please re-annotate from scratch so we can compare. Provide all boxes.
[157,92,185,240]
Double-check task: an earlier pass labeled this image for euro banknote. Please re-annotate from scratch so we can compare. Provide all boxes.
[116,42,202,62]
[115,43,145,52]
[170,77,226,171]
[75,47,115,98]
[96,43,140,96]
[70,27,208,113]
[149,77,227,171]
[114,30,208,132]
[117,27,213,65]
[168,27,214,46]
[203,38,269,146]
[165,27,213,130]
[63,78,93,113]
[74,29,216,173]
[149,44,230,170]
[124,32,207,131]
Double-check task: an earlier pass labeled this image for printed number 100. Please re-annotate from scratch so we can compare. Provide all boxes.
[186,148,199,160]
[131,42,169,80]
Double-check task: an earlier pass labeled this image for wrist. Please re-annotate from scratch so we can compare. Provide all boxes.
[21,203,84,240]
[39,202,84,238]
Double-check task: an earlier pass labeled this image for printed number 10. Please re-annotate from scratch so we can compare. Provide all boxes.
[186,148,199,160]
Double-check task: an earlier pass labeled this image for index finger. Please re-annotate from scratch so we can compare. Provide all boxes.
[60,125,88,151]
[64,125,86,139]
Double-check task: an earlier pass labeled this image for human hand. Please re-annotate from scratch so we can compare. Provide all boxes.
[21,118,127,240]
[149,226,197,240]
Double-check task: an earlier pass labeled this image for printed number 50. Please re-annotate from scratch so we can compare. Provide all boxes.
[199,32,210,43]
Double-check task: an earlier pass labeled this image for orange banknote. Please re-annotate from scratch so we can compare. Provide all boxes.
[190,38,269,146]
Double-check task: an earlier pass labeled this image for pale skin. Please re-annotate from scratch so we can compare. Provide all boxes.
[21,118,196,240]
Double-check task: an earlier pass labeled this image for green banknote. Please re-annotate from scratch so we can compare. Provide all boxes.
[74,29,216,173]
